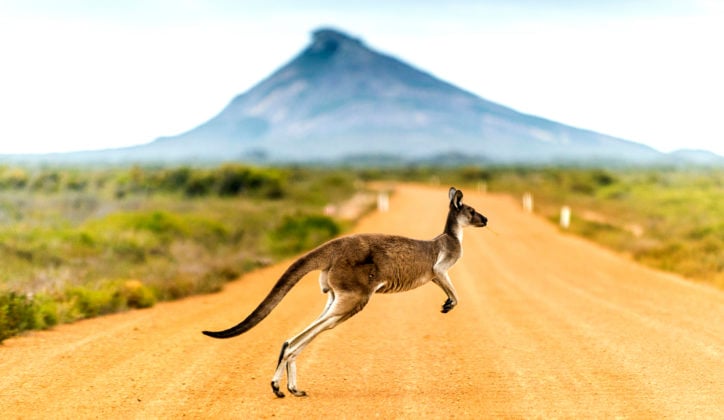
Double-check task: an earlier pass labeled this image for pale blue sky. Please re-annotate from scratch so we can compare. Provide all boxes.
[1,1,722,155]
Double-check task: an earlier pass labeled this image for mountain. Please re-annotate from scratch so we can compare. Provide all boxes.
[145,28,663,165]
[666,149,724,166]
[7,28,715,166]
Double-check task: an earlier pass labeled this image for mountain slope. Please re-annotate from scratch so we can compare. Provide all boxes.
[149,28,661,164]
[667,149,724,166]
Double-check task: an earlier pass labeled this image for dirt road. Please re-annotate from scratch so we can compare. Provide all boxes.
[2,184,722,418]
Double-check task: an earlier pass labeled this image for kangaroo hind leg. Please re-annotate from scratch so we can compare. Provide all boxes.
[271,290,370,398]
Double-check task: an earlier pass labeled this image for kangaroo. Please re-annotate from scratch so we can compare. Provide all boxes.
[202,187,487,398]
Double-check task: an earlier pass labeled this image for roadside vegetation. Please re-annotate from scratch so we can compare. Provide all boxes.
[2,163,721,342]
[492,168,724,289]
[0,165,361,342]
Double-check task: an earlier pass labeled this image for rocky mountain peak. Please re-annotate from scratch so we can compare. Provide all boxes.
[295,27,373,71]
[310,28,364,53]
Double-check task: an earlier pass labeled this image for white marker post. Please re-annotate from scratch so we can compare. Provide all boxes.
[522,192,534,213]
[377,192,389,212]
[477,182,488,194]
[560,206,571,229]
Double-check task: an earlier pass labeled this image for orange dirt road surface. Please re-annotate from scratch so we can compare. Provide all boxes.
[2,184,723,418]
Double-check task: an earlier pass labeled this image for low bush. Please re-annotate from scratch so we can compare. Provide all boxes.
[0,292,38,342]
[268,214,341,257]
[65,285,124,319]
[0,279,160,342]
[118,280,157,309]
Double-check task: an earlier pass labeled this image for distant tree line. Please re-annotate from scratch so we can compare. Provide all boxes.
[0,164,286,198]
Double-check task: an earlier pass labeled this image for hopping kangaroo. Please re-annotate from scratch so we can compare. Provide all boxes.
[202,187,487,397]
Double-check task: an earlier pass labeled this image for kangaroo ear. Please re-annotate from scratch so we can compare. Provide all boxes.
[454,189,463,209]
[448,187,457,202]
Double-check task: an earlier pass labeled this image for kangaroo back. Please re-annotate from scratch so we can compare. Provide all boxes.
[202,244,333,339]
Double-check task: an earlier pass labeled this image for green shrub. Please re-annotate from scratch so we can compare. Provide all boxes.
[268,214,340,256]
[32,294,60,330]
[0,167,29,190]
[158,167,192,191]
[184,171,215,196]
[0,292,38,342]
[459,166,492,182]
[118,280,156,309]
[30,171,62,192]
[213,164,285,198]
[65,285,124,319]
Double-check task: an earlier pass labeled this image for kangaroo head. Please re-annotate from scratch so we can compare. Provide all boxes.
[449,187,487,228]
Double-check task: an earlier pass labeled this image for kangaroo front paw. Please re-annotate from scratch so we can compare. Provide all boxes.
[271,381,285,398]
[441,298,456,313]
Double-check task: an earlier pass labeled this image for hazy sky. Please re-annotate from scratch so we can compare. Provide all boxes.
[1,0,722,155]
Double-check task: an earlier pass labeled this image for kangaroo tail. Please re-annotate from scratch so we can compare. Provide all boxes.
[202,244,332,339]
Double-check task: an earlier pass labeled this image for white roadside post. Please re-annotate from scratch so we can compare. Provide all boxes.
[522,192,534,213]
[477,181,488,194]
[377,192,389,212]
[560,206,571,229]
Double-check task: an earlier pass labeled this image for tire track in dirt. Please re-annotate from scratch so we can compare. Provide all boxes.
[1,184,722,418]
